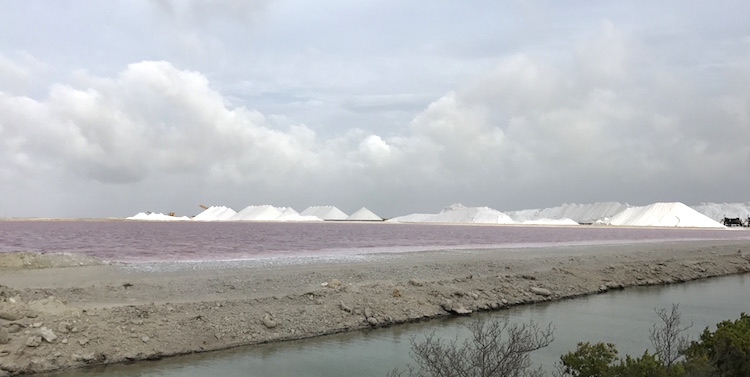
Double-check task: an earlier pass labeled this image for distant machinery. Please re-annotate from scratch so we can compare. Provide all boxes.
[722,216,747,227]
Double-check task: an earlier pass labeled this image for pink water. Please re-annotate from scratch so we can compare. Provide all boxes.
[0,221,747,263]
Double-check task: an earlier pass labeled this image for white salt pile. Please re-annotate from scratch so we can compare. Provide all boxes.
[230,205,284,221]
[300,206,349,221]
[193,206,237,221]
[388,203,515,224]
[126,212,191,221]
[520,218,579,225]
[346,207,383,221]
[276,207,323,222]
[212,205,323,222]
[506,202,627,224]
[608,202,725,228]
[691,202,750,222]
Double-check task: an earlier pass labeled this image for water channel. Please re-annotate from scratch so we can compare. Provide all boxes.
[50,273,750,377]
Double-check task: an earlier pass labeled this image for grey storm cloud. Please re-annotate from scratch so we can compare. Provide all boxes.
[0,1,748,218]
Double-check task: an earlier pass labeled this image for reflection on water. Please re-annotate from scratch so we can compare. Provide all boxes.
[47,273,750,377]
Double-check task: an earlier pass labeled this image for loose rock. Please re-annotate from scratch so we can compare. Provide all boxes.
[441,300,472,315]
[73,353,96,363]
[26,335,42,347]
[530,287,552,297]
[0,327,9,344]
[0,311,22,321]
[408,278,424,287]
[262,313,277,329]
[39,327,57,343]
[57,322,72,333]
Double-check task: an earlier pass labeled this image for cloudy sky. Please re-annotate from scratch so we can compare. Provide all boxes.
[1,1,749,218]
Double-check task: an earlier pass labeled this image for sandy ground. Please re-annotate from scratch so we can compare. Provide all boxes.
[1,239,750,376]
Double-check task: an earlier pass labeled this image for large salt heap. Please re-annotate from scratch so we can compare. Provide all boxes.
[608,202,725,228]
[520,218,579,225]
[691,202,750,222]
[230,205,284,221]
[300,206,349,221]
[346,207,383,221]
[126,212,191,221]
[507,202,628,224]
[193,206,237,221]
[389,204,515,224]
[276,207,323,222]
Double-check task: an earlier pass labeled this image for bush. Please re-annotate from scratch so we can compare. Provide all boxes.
[683,313,750,377]
[557,342,619,376]
[392,309,750,377]
[388,317,554,377]
[557,343,676,377]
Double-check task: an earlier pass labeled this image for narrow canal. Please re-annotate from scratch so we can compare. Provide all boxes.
[50,273,750,377]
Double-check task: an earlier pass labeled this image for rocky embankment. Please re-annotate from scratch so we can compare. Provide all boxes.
[1,241,750,376]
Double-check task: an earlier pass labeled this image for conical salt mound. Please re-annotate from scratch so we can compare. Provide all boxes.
[230,205,283,221]
[506,202,627,224]
[346,207,383,221]
[193,206,237,221]
[276,207,324,222]
[300,206,348,220]
[388,203,514,224]
[608,202,725,228]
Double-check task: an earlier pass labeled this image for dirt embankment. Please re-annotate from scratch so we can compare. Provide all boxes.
[1,240,750,376]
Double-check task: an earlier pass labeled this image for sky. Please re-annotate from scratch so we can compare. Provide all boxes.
[1,0,749,218]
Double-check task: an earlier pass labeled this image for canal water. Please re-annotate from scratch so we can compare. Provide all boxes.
[50,273,750,376]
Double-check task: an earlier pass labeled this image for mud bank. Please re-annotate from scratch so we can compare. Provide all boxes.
[1,240,750,376]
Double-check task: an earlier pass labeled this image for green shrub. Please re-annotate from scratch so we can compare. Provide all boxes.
[683,313,750,377]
